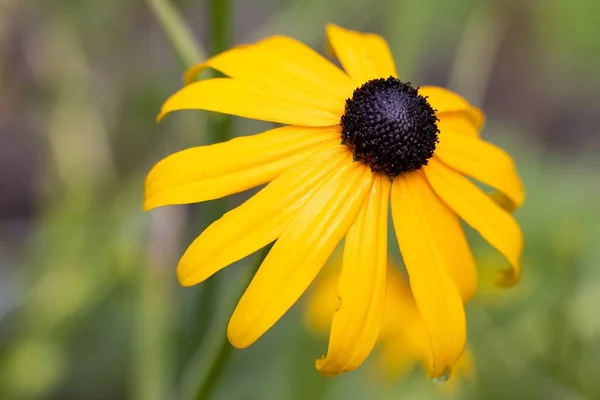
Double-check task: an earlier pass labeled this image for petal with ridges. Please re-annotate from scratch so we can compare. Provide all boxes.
[404,169,477,302]
[326,24,398,85]
[158,78,342,126]
[177,146,351,287]
[418,86,484,129]
[144,126,341,210]
[437,113,517,212]
[184,36,354,103]
[391,171,466,378]
[424,158,522,286]
[316,174,391,375]
[435,130,525,209]
[228,163,374,348]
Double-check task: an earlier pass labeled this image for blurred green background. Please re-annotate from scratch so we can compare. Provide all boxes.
[1,0,599,399]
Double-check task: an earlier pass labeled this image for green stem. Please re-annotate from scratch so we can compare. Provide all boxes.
[193,333,233,400]
[209,0,231,56]
[447,2,507,106]
[146,0,204,67]
[191,3,234,398]
[189,0,233,347]
[179,246,272,400]
[207,0,233,219]
[147,2,235,399]
[384,0,431,81]
[208,0,233,145]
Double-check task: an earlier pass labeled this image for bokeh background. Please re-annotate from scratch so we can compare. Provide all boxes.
[1,0,600,399]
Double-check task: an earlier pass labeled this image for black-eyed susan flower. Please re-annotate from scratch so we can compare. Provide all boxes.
[145,24,524,378]
[306,257,475,389]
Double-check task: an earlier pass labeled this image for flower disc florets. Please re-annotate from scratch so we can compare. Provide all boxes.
[341,77,439,177]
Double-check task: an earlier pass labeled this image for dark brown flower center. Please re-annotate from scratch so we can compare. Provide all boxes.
[341,77,439,177]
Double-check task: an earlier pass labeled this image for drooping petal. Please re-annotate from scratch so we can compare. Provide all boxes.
[424,158,523,286]
[391,171,466,378]
[158,78,342,126]
[401,169,477,301]
[177,145,351,287]
[316,174,391,375]
[418,86,484,129]
[184,36,354,105]
[144,126,341,210]
[228,163,374,348]
[326,24,398,85]
[435,130,525,209]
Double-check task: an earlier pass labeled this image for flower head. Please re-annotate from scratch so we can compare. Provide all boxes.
[145,24,524,378]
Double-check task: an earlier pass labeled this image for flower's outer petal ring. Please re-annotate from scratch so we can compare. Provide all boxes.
[418,86,484,130]
[316,174,391,375]
[424,158,523,286]
[435,130,525,210]
[326,24,398,85]
[144,126,341,210]
[184,36,354,106]
[228,163,374,348]
[157,78,342,126]
[391,171,467,378]
[177,146,351,287]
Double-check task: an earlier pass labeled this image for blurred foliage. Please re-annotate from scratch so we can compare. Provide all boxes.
[0,0,599,399]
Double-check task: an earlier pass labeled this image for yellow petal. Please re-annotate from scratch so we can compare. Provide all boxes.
[177,145,351,287]
[184,36,354,106]
[303,267,340,336]
[437,111,481,137]
[437,114,518,212]
[158,78,342,126]
[418,86,484,129]
[391,171,466,378]
[376,266,430,379]
[435,130,525,210]
[228,163,374,348]
[316,174,391,375]
[374,341,415,382]
[378,267,475,383]
[379,266,425,342]
[424,158,523,286]
[405,169,477,302]
[144,126,341,210]
[440,348,475,393]
[326,24,398,85]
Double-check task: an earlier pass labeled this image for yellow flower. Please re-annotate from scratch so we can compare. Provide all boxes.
[306,258,475,388]
[144,24,524,377]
